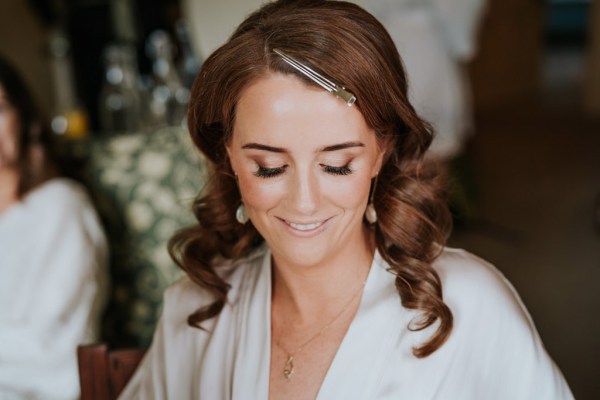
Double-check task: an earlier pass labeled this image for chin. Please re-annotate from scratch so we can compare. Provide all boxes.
[268,239,331,268]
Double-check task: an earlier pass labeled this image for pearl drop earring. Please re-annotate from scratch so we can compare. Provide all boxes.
[365,176,378,224]
[236,203,249,224]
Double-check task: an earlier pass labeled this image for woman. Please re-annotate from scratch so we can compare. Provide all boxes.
[0,56,108,399]
[121,1,572,399]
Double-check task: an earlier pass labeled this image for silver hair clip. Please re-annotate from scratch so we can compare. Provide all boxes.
[273,48,356,106]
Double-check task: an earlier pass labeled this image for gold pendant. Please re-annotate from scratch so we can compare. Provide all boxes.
[283,355,295,380]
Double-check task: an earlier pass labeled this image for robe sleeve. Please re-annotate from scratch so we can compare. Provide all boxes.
[118,278,208,400]
[118,312,169,400]
[477,270,572,399]
[433,249,574,399]
[0,181,108,399]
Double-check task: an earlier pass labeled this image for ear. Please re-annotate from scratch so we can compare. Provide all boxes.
[224,143,237,175]
[372,134,390,177]
[373,146,385,177]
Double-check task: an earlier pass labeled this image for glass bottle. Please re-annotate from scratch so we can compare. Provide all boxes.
[48,27,89,139]
[174,19,201,88]
[98,44,143,133]
[145,30,189,127]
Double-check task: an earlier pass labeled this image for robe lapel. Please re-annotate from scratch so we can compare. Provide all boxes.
[316,252,412,400]
[229,249,412,399]
[230,250,272,399]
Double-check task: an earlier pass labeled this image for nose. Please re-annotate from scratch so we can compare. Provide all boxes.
[288,167,319,216]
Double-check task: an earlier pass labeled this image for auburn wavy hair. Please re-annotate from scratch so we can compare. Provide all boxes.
[169,0,453,358]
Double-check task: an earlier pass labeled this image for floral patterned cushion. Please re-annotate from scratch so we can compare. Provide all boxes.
[87,126,206,346]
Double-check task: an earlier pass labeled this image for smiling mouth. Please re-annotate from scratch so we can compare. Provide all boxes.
[287,221,325,231]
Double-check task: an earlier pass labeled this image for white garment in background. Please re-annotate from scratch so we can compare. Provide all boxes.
[120,244,573,399]
[181,0,264,61]
[0,179,109,400]
[357,0,487,159]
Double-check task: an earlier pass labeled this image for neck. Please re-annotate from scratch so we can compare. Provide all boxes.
[0,168,19,214]
[271,228,375,323]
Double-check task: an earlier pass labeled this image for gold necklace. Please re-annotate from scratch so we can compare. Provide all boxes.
[273,279,367,381]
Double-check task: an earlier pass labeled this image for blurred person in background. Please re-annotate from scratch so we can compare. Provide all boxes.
[358,0,487,160]
[0,55,108,400]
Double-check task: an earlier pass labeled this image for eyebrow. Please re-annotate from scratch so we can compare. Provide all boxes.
[322,141,364,152]
[242,143,285,153]
[241,141,365,153]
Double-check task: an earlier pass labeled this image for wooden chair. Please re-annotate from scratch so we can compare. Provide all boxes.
[77,343,146,400]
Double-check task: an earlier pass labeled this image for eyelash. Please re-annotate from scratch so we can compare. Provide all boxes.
[253,163,353,178]
[254,165,286,178]
[322,164,353,176]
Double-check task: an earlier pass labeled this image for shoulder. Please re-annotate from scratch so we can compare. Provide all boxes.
[424,248,573,398]
[434,247,505,286]
[25,178,96,217]
[433,247,528,319]
[27,178,106,248]
[432,247,540,356]
[29,178,88,200]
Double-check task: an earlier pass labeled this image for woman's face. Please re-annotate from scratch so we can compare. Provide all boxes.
[0,85,20,168]
[227,73,385,268]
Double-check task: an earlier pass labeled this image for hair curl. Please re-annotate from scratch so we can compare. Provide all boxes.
[169,0,453,358]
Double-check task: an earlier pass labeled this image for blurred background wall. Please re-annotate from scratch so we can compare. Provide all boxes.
[586,0,600,113]
[1,0,598,398]
[470,0,545,111]
[454,1,600,399]
[0,0,53,113]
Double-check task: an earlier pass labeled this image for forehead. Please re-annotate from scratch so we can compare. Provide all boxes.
[232,73,374,148]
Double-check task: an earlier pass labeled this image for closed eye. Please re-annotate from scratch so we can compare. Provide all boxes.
[321,164,353,176]
[253,165,287,178]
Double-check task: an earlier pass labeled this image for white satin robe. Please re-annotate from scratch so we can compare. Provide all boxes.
[120,245,573,399]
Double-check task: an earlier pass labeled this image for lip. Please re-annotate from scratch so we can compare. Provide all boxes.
[278,216,333,237]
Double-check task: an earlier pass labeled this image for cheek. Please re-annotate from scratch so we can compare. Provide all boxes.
[237,173,285,211]
[327,175,372,208]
